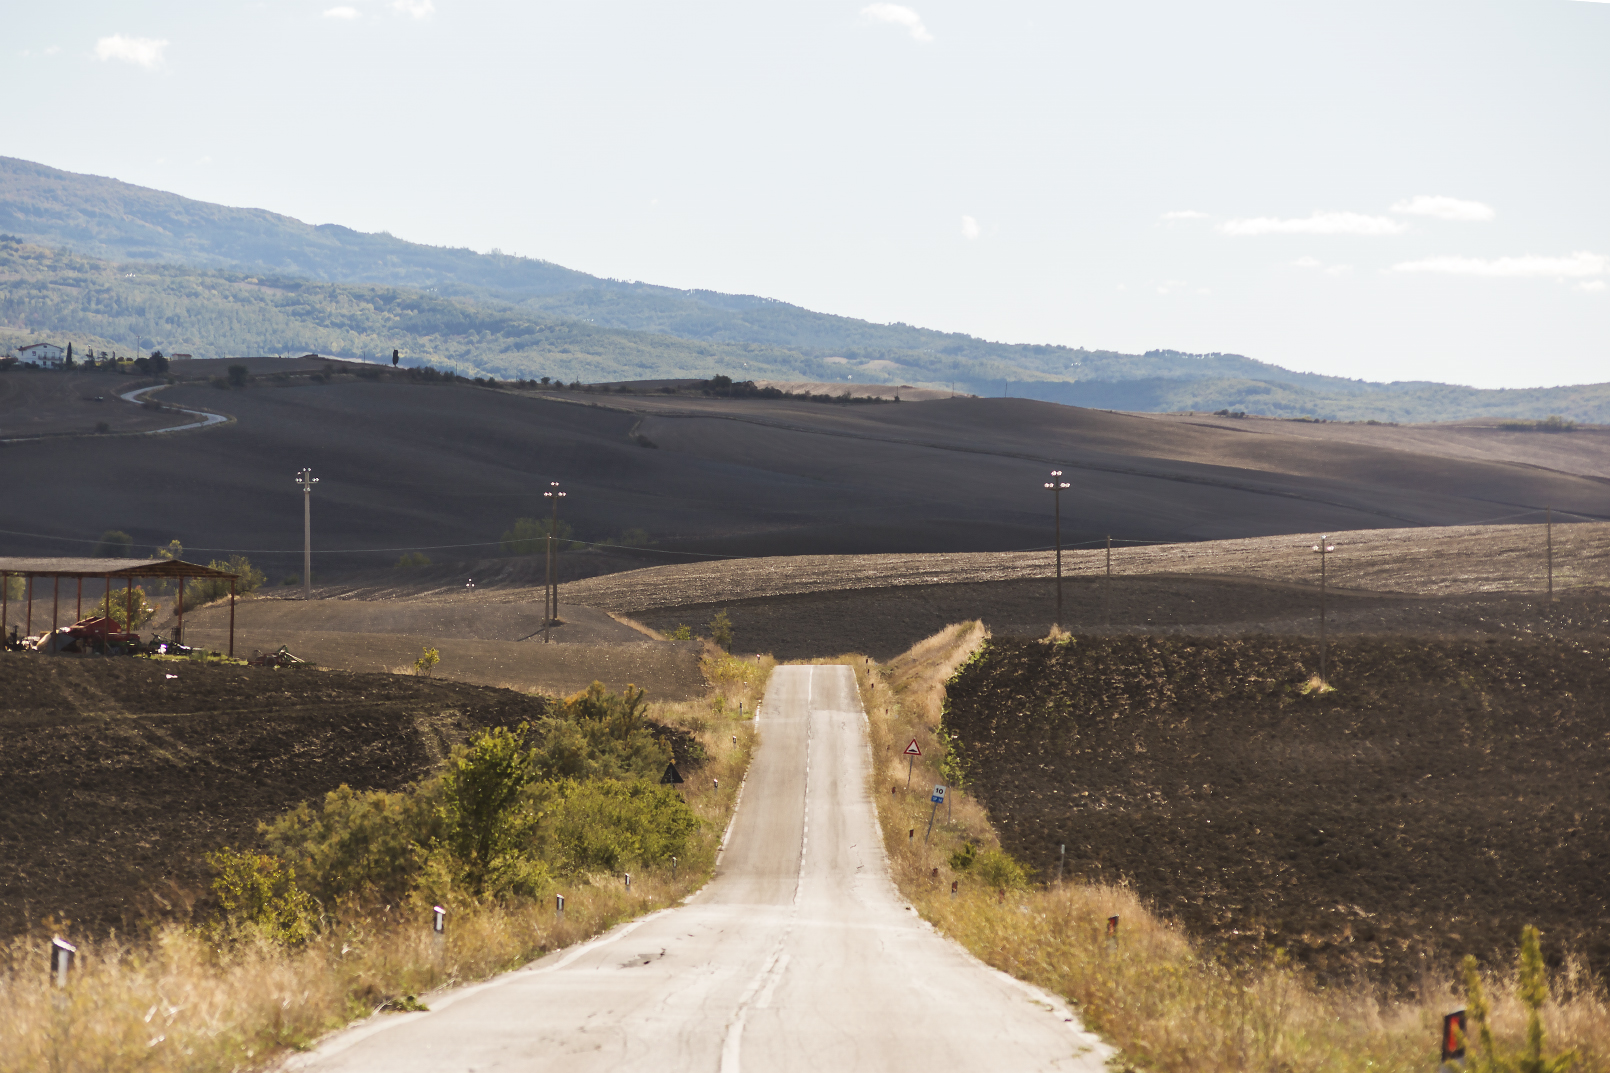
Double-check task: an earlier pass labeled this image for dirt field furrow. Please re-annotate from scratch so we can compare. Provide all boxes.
[560,522,1610,613]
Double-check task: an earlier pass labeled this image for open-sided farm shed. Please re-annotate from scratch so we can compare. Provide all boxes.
[0,557,240,654]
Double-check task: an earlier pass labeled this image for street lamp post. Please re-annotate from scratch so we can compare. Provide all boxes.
[1044,470,1070,628]
[543,482,565,643]
[1312,534,1336,684]
[295,468,319,602]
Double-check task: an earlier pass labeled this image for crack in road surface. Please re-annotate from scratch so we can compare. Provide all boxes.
[284,665,1111,1072]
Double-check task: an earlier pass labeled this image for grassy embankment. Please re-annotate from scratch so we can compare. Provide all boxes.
[840,623,1610,1073]
[0,649,772,1073]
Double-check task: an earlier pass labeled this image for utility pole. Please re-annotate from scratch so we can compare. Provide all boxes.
[543,481,565,643]
[1312,535,1336,684]
[295,468,318,601]
[1104,534,1112,628]
[1547,505,1554,607]
[1044,470,1070,628]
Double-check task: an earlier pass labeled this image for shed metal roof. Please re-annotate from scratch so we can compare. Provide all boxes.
[0,557,239,579]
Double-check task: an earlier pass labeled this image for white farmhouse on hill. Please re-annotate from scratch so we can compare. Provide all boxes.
[17,343,65,368]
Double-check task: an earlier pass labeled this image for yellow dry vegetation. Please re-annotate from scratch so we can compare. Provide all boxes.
[0,651,771,1073]
[839,622,1610,1073]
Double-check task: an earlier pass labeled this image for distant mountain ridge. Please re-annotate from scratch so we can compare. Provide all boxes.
[3,154,1607,423]
[0,155,1343,386]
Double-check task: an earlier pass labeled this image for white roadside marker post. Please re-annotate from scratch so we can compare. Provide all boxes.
[672,856,678,880]
[432,905,446,951]
[50,937,76,989]
[624,872,631,891]
[556,893,565,920]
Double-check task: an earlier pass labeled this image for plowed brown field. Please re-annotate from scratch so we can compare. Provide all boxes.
[941,634,1610,990]
[0,656,552,941]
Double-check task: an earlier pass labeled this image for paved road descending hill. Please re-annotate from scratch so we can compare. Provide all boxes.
[289,665,1108,1073]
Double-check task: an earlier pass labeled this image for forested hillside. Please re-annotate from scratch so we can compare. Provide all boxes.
[5,235,1610,422]
[0,238,829,383]
[4,153,1609,422]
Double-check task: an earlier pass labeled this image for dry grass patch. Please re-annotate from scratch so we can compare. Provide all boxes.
[835,623,1610,1073]
[0,652,770,1073]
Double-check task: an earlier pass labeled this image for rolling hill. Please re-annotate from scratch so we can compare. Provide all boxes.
[4,154,1610,422]
[0,364,1602,585]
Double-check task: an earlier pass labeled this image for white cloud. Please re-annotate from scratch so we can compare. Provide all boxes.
[1579,280,1607,292]
[44,45,61,56]
[861,4,932,42]
[392,0,434,18]
[1220,212,1406,236]
[961,215,980,240]
[1160,210,1207,221]
[1291,256,1351,276]
[1391,195,1495,221]
[1391,251,1606,278]
[94,34,168,69]
[323,6,360,18]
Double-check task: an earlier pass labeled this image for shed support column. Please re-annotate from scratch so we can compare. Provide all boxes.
[102,576,110,621]
[229,580,236,658]
[52,576,59,633]
[176,576,184,645]
[26,575,33,636]
[125,579,133,635]
[76,578,82,623]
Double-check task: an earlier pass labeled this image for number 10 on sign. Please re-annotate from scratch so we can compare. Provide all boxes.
[925,785,945,843]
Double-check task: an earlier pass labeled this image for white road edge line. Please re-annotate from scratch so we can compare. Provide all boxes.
[847,661,1117,1057]
[281,910,674,1069]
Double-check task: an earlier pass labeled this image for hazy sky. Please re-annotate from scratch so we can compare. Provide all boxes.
[5,1,1608,389]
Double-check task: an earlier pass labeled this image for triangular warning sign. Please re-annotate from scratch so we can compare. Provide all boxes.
[904,739,922,756]
[660,763,685,785]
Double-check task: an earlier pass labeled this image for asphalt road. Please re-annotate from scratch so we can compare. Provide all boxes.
[286,664,1110,1073]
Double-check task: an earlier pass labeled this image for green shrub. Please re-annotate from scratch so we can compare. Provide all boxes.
[435,725,549,896]
[203,847,315,945]
[93,529,133,558]
[1461,925,1577,1073]
[708,609,733,651]
[414,646,440,676]
[93,583,158,630]
[501,516,574,555]
[395,551,432,570]
[530,682,671,783]
[666,624,693,641]
[975,848,1028,890]
[949,843,977,871]
[227,364,250,387]
[540,779,698,873]
[262,786,429,905]
[183,554,266,606]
